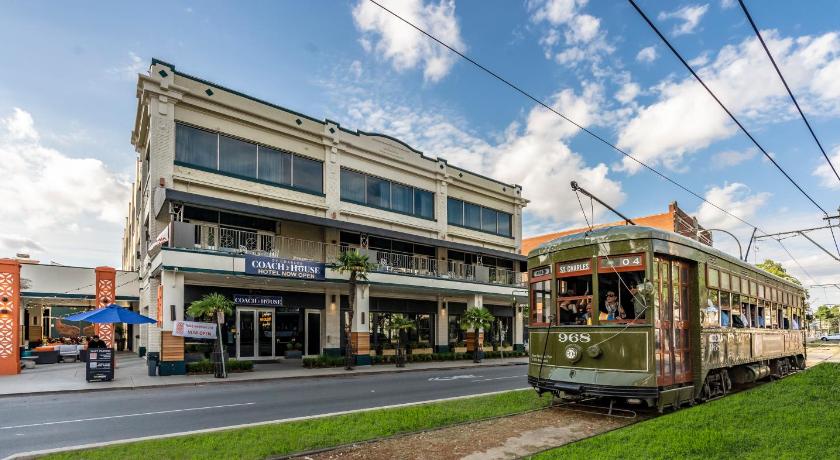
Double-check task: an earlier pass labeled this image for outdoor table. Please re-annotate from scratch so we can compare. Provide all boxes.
[20,356,37,369]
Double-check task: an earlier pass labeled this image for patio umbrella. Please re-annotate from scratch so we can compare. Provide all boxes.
[64,304,156,324]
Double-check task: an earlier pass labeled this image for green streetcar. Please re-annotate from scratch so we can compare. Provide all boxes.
[528,226,807,412]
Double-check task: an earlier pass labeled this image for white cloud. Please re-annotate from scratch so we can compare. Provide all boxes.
[658,4,710,36]
[615,82,641,104]
[108,51,145,80]
[636,46,658,63]
[529,0,613,67]
[696,182,770,233]
[0,235,45,254]
[352,0,465,83]
[710,147,757,169]
[564,14,600,44]
[616,30,840,173]
[349,60,363,78]
[0,108,130,264]
[813,146,840,189]
[720,0,736,9]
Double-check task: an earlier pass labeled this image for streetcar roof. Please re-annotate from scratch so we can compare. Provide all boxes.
[529,225,803,291]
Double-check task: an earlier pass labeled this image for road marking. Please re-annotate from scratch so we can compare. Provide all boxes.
[0,402,256,430]
[427,375,481,381]
[471,375,527,382]
[6,388,531,459]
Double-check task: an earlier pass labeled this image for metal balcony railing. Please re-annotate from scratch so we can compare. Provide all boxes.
[176,223,524,287]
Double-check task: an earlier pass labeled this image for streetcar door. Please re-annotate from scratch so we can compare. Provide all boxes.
[654,257,693,387]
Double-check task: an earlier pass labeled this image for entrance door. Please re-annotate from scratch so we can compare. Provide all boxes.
[305,310,321,356]
[237,308,275,359]
[654,257,693,386]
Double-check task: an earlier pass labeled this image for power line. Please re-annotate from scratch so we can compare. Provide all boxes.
[627,0,829,217]
[737,1,840,183]
[366,0,822,283]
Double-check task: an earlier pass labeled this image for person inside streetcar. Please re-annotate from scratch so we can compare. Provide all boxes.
[602,291,625,320]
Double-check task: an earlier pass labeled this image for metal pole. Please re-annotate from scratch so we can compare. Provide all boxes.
[704,228,743,260]
[797,231,840,262]
[744,228,757,262]
[570,181,636,225]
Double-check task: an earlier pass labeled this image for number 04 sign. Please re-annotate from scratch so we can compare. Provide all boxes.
[601,255,643,270]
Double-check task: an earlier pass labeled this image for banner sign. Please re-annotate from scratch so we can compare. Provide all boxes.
[233,294,284,307]
[86,348,114,382]
[244,255,326,280]
[556,260,591,275]
[172,320,217,339]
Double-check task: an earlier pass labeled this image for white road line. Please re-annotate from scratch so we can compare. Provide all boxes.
[471,375,527,382]
[5,388,532,460]
[0,402,256,430]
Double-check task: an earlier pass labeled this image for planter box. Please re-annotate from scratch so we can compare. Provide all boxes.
[285,350,303,359]
[382,349,396,356]
[501,346,514,352]
[411,348,433,355]
[454,347,467,353]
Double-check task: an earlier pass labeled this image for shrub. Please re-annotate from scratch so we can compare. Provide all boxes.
[187,359,253,374]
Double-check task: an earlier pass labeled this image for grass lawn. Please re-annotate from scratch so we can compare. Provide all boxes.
[43,390,551,460]
[533,363,840,460]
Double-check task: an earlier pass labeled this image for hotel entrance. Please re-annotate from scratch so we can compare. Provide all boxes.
[236,308,275,359]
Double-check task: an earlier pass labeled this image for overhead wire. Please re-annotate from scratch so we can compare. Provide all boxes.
[366,0,824,286]
[628,0,829,217]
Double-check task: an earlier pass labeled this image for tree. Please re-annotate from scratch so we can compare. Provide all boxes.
[756,258,810,311]
[187,293,234,378]
[815,304,840,334]
[388,316,416,368]
[334,249,375,370]
[460,307,495,363]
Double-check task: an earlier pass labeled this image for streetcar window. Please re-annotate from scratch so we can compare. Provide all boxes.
[597,270,646,321]
[704,289,720,327]
[556,275,592,325]
[731,276,740,294]
[720,272,730,290]
[708,268,719,288]
[530,280,551,325]
[720,292,731,327]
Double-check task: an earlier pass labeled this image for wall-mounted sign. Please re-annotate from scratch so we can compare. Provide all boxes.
[244,255,325,281]
[600,254,643,270]
[531,266,551,278]
[233,294,284,307]
[172,320,217,339]
[556,260,591,275]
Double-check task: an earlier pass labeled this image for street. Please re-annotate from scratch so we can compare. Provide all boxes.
[0,364,528,458]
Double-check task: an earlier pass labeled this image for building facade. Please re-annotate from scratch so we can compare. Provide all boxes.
[123,60,528,371]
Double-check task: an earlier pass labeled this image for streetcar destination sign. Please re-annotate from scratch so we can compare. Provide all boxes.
[601,255,643,269]
[531,266,551,278]
[556,260,590,274]
[245,255,326,280]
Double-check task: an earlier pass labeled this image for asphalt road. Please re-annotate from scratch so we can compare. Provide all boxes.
[0,364,529,458]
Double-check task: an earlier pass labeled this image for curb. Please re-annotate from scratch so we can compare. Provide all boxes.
[0,360,529,399]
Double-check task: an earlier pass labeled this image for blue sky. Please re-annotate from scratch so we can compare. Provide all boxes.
[0,0,838,304]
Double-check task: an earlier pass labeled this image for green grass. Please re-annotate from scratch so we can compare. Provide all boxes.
[532,363,840,460]
[43,390,551,460]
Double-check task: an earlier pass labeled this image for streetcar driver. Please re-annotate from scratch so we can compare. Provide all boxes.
[629,282,646,320]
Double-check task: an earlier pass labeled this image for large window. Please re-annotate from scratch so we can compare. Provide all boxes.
[530,280,551,325]
[447,197,513,237]
[339,167,435,219]
[174,122,323,194]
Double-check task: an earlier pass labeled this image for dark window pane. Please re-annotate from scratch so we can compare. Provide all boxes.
[340,168,366,203]
[220,212,275,232]
[183,206,219,223]
[482,208,498,233]
[392,183,413,214]
[366,176,390,208]
[292,156,323,193]
[258,146,291,185]
[175,124,217,169]
[219,135,257,178]
[415,189,434,219]
[447,198,463,225]
[498,212,512,236]
[465,203,481,229]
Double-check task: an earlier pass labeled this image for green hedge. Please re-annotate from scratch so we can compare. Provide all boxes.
[187,359,254,374]
[303,351,528,368]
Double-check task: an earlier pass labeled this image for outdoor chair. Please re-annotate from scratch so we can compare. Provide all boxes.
[34,350,60,364]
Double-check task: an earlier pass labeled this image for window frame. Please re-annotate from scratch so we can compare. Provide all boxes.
[340,167,436,221]
[446,197,514,238]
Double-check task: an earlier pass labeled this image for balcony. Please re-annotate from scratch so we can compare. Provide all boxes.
[168,222,525,287]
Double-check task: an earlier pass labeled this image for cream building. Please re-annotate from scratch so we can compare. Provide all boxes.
[123,59,528,371]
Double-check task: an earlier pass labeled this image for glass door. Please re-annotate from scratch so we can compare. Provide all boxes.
[237,308,275,359]
[305,309,321,356]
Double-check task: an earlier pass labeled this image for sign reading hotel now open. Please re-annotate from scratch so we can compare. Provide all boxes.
[245,255,326,281]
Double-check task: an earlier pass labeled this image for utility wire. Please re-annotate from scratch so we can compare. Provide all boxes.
[628,0,828,217]
[738,0,840,183]
[366,0,825,283]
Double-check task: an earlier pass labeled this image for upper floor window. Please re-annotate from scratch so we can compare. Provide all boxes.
[447,197,513,237]
[175,122,323,194]
[339,167,434,220]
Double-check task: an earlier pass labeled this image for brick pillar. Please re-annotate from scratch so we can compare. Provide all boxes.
[0,259,21,375]
[94,266,117,348]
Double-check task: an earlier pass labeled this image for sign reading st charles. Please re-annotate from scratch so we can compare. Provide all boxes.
[245,255,326,281]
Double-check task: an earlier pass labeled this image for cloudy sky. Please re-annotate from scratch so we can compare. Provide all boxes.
[1,0,838,304]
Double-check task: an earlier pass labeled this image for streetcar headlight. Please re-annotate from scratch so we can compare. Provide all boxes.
[586,344,602,358]
[564,344,582,363]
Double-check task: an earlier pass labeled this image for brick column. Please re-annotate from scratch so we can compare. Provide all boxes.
[94,266,117,348]
[0,259,21,375]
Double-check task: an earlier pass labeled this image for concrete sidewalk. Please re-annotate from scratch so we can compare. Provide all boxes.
[0,353,529,397]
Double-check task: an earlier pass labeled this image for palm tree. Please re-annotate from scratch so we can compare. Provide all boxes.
[460,307,495,363]
[334,249,375,370]
[388,316,416,368]
[187,293,233,378]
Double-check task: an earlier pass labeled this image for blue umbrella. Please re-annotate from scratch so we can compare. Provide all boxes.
[64,304,156,324]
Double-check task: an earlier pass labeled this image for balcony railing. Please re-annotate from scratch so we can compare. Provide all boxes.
[173,223,524,287]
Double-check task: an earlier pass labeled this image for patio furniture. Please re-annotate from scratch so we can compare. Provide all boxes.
[58,344,80,362]
[34,350,60,364]
[20,356,37,369]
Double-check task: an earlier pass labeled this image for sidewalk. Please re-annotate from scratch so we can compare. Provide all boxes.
[0,353,529,397]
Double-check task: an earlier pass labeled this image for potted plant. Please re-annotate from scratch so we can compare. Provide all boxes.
[187,293,234,378]
[412,341,433,355]
[114,324,126,351]
[285,341,303,359]
[460,307,495,363]
[334,250,376,370]
[453,341,468,353]
[381,342,396,356]
[388,316,416,368]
